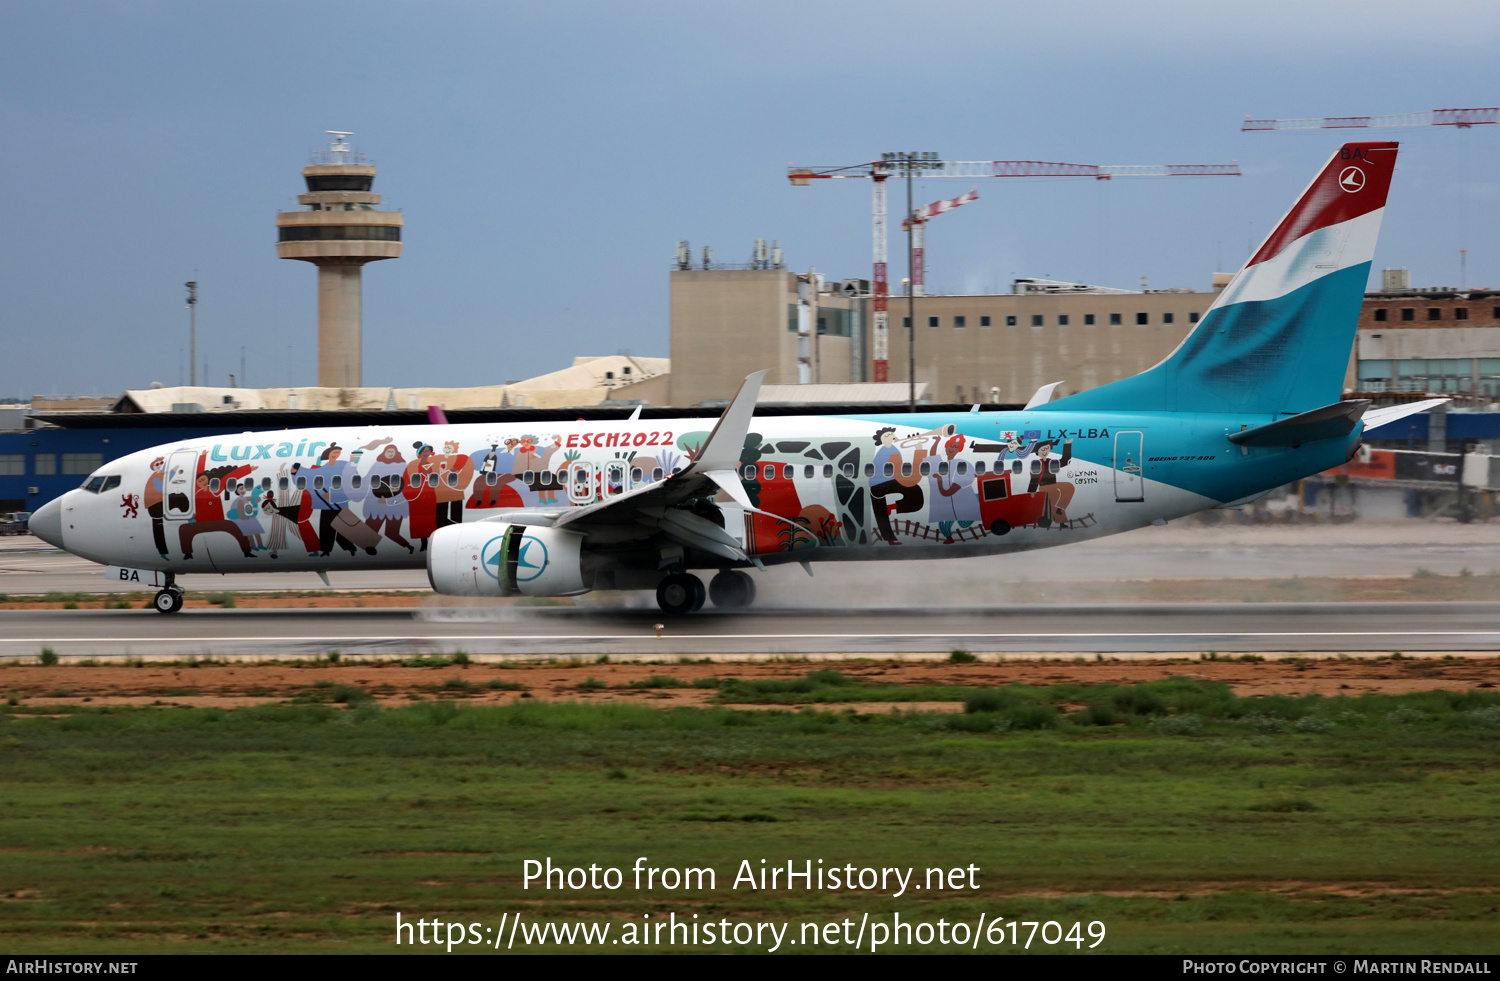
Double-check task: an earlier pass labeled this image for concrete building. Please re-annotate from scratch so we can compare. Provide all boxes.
[275,134,402,389]
[1351,285,1500,398]
[669,263,1218,407]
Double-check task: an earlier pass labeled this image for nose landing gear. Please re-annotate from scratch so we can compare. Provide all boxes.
[153,574,184,614]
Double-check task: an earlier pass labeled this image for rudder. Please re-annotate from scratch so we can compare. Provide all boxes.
[1045,141,1398,416]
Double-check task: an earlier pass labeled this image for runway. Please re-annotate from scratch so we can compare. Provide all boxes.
[3,602,1499,659]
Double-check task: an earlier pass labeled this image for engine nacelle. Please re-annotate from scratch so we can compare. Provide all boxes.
[426,522,588,597]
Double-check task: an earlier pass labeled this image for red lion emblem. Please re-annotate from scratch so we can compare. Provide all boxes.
[120,493,140,519]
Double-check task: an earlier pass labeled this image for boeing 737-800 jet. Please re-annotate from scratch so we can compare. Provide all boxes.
[31,142,1442,614]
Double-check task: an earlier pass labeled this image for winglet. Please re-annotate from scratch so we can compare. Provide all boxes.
[628,404,643,421]
[1024,382,1062,410]
[685,370,768,474]
[427,405,449,425]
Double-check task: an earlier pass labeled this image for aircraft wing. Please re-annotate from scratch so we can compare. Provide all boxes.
[475,370,790,564]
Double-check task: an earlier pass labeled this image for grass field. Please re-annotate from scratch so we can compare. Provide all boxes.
[2,676,1499,954]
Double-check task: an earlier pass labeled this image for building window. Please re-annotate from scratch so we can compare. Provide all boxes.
[1494,307,1500,319]
[1083,314,1095,325]
[0,454,23,476]
[1456,308,1469,321]
[60,453,102,475]
[1136,312,1149,325]
[980,316,991,327]
[277,225,400,242]
[928,316,939,328]
[1401,308,1415,321]
[1005,315,1017,326]
[903,317,911,329]
[1189,312,1200,323]
[1031,314,1043,326]
[1373,309,1388,322]
[34,454,57,475]
[953,315,966,328]
[1058,315,1069,326]
[1162,312,1175,324]
[1428,308,1441,321]
[1109,313,1122,325]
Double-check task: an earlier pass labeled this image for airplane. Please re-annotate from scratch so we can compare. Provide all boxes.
[30,141,1444,615]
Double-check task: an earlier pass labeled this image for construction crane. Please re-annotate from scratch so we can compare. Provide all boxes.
[904,189,979,297]
[788,156,1241,384]
[1242,107,1498,131]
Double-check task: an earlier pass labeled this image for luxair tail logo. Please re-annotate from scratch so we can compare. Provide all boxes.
[516,536,548,582]
[479,533,548,582]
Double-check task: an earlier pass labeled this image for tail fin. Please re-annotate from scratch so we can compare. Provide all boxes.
[1045,141,1398,415]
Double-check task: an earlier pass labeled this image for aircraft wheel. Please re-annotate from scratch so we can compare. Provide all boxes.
[656,573,705,615]
[154,588,184,615]
[708,570,756,610]
[988,519,1011,536]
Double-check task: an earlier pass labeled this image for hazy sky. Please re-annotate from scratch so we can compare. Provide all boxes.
[2,0,1497,398]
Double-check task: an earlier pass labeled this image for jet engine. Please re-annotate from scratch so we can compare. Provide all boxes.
[426,522,588,597]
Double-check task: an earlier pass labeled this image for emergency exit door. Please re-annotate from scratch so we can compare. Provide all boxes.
[1114,431,1144,502]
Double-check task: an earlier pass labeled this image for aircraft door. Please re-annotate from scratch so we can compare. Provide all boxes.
[1113,431,1144,502]
[567,463,595,505]
[163,450,198,520]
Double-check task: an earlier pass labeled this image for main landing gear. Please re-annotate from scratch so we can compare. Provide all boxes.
[655,570,758,614]
[153,574,184,615]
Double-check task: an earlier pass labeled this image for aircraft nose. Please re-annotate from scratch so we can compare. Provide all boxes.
[30,496,65,550]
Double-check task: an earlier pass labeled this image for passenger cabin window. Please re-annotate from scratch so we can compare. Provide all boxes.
[1030,459,1042,474]
[919,461,931,476]
[428,474,439,487]
[762,464,775,480]
[210,478,221,493]
[823,464,833,478]
[782,464,793,480]
[279,477,290,490]
[956,461,968,476]
[937,461,948,476]
[313,476,324,490]
[653,468,664,480]
[975,461,986,474]
[864,463,875,478]
[843,463,855,479]
[804,465,814,479]
[883,462,895,478]
[296,476,307,490]
[631,467,643,483]
[331,476,341,490]
[486,472,498,486]
[409,474,421,488]
[263,477,272,490]
[1012,459,1023,474]
[350,475,361,489]
[523,470,535,485]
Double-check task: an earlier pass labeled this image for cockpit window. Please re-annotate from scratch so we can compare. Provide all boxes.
[102,475,121,492]
[82,476,106,493]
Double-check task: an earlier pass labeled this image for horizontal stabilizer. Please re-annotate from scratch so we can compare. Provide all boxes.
[1227,400,1369,447]
[1363,397,1449,433]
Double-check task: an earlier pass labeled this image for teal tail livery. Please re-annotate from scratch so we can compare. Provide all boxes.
[29,141,1445,615]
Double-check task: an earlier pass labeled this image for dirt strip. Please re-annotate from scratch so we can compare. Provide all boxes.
[3,655,1496,709]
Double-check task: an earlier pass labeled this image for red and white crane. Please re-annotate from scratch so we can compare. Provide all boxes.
[904,188,979,297]
[1241,107,1499,131]
[788,157,1241,382]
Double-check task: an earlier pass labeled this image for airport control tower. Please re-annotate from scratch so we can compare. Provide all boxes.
[275,133,402,388]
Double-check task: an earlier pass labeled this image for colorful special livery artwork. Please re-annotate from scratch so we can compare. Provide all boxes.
[31,142,1445,613]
